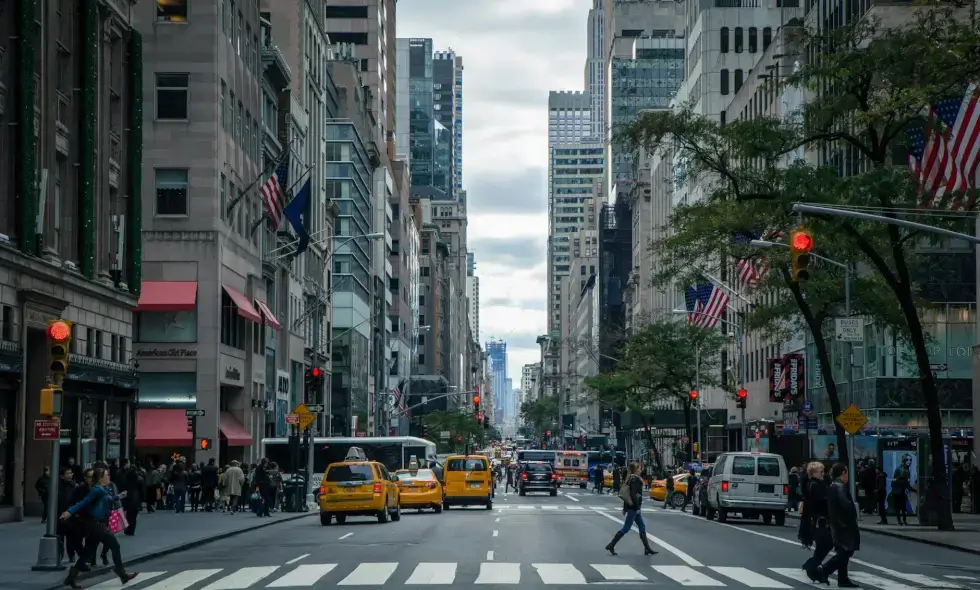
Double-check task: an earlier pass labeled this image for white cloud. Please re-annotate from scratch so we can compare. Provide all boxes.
[468,213,548,240]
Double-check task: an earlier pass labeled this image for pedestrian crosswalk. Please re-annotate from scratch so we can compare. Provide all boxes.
[496,504,616,511]
[84,562,976,588]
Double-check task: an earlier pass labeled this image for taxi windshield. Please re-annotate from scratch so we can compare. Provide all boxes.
[325,464,374,482]
[396,469,435,481]
[446,458,487,471]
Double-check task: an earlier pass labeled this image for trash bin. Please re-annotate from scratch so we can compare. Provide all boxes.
[281,477,307,512]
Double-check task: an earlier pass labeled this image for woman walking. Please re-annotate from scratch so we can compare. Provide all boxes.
[59,467,138,588]
[605,462,657,556]
[800,461,832,583]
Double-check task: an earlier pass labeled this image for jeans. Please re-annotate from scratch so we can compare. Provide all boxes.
[619,509,647,535]
[173,487,187,513]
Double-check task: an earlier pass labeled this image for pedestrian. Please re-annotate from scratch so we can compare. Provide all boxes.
[144,463,159,513]
[681,469,696,513]
[188,464,202,512]
[813,463,859,587]
[120,459,142,535]
[800,461,832,583]
[36,466,50,523]
[952,464,966,514]
[890,465,910,526]
[224,461,245,513]
[875,468,888,524]
[971,466,980,514]
[604,462,656,556]
[59,466,138,589]
[253,458,273,517]
[594,464,604,494]
[201,458,219,512]
[505,464,514,493]
[171,460,188,513]
[56,466,77,562]
[612,464,621,495]
[662,472,675,510]
[788,467,801,511]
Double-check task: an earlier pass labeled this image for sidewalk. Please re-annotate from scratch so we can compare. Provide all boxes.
[1,509,314,590]
[788,510,980,555]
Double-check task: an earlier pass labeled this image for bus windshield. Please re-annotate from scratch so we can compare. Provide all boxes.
[261,437,436,476]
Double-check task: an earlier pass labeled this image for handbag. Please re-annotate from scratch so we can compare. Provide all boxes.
[618,475,634,506]
[108,508,128,535]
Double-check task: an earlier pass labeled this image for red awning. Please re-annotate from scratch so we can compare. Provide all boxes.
[220,412,253,446]
[222,285,262,323]
[134,281,198,312]
[253,299,281,330]
[134,409,193,447]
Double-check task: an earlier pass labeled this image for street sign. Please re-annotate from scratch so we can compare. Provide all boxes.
[835,403,868,436]
[835,318,864,342]
[185,409,206,417]
[439,430,450,439]
[801,400,813,415]
[291,403,316,431]
[306,404,324,413]
[34,419,61,440]
[930,363,948,372]
[285,413,300,425]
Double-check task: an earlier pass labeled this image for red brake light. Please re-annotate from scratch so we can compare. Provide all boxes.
[721,481,730,492]
[783,484,789,495]
[373,482,382,494]
[552,473,558,480]
[522,473,528,479]
[427,482,437,489]
[319,485,325,495]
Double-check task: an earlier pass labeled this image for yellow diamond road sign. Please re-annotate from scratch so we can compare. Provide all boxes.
[292,403,316,431]
[835,403,868,436]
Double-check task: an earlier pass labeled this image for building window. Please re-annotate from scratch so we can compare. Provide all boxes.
[421,266,430,277]
[419,316,426,326]
[418,354,425,365]
[748,27,758,53]
[720,69,730,95]
[720,27,729,53]
[156,0,188,22]
[219,173,227,220]
[762,27,773,51]
[155,73,189,120]
[220,81,227,129]
[418,334,425,345]
[155,169,189,215]
[325,5,369,18]
[220,291,247,350]
[734,27,743,53]
[734,69,744,92]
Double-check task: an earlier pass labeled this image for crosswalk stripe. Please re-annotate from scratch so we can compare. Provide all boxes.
[533,563,588,584]
[769,567,823,586]
[849,572,918,590]
[267,564,337,587]
[588,506,609,510]
[201,566,278,589]
[567,506,585,510]
[709,567,790,588]
[518,505,535,510]
[653,565,726,586]
[476,562,520,584]
[541,505,558,510]
[591,564,647,581]
[405,563,457,584]
[854,561,963,588]
[88,572,167,589]
[337,563,398,585]
[141,569,223,590]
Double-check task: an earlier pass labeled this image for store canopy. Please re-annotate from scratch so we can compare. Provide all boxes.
[222,285,262,323]
[220,412,252,446]
[134,409,192,447]
[253,299,281,330]
[134,281,198,312]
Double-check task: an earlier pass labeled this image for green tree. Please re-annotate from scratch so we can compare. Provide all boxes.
[423,410,486,453]
[584,318,728,470]
[620,8,980,530]
[520,395,559,438]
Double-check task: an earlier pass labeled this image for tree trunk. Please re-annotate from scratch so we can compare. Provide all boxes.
[638,414,664,473]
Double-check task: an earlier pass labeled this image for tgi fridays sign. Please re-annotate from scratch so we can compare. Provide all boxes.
[769,353,805,403]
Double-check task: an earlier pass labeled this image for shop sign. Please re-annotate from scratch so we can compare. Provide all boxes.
[136,347,197,358]
[220,354,245,386]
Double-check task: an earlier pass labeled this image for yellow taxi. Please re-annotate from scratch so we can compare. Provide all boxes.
[650,473,690,506]
[442,455,493,510]
[318,447,401,525]
[395,463,444,513]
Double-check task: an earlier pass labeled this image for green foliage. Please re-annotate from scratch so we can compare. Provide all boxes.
[423,410,487,453]
[520,396,559,437]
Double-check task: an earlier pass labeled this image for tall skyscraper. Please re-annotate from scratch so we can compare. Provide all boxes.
[433,51,461,202]
[585,0,605,139]
[486,340,507,425]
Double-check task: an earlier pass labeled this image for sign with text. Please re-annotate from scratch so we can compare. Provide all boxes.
[34,419,61,440]
[835,318,864,342]
[835,403,868,436]
[285,413,299,425]
[290,403,316,431]
[185,409,205,417]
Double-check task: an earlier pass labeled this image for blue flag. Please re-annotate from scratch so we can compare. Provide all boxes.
[283,179,311,255]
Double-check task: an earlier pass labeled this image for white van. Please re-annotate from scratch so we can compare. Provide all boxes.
[705,451,788,525]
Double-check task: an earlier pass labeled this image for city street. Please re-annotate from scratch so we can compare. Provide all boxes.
[60,488,980,589]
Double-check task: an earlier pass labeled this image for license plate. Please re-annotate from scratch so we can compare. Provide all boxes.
[759,484,774,493]
[470,483,481,489]
[345,489,354,493]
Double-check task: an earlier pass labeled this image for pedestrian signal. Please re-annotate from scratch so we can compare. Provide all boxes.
[198,438,212,450]
[790,228,813,281]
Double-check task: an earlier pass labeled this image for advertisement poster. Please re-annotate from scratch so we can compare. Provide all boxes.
[784,354,806,404]
[882,439,919,516]
[769,358,786,403]
[810,434,877,462]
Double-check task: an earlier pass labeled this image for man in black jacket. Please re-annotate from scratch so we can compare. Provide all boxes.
[818,463,859,588]
[201,458,219,512]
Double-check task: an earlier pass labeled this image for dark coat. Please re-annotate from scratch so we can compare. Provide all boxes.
[827,480,860,552]
[622,474,644,511]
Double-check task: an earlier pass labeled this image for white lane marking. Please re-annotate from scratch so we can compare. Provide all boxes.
[566,494,580,502]
[476,562,520,584]
[404,563,457,584]
[769,568,824,586]
[710,567,791,588]
[591,564,647,581]
[542,505,559,510]
[89,572,167,589]
[285,554,309,565]
[486,551,494,561]
[337,563,398,585]
[588,506,610,510]
[653,565,725,586]
[946,576,980,581]
[267,564,337,587]
[533,563,588,584]
[338,532,353,540]
[201,566,279,590]
[848,572,918,590]
[518,505,535,510]
[142,570,223,590]
[492,529,499,537]
[567,505,585,510]
[849,561,962,588]
[595,510,702,566]
[495,517,500,522]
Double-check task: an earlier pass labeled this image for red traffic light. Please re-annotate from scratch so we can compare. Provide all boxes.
[545,430,551,437]
[311,367,322,378]
[477,411,483,422]
[473,396,480,404]
[737,388,747,399]
[456,435,462,442]
[47,320,71,342]
[791,230,813,252]
[689,390,698,400]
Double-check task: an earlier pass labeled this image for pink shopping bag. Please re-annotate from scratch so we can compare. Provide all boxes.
[108,508,128,534]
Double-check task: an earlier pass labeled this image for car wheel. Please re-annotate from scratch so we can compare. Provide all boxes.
[775,512,786,527]
[580,483,587,489]
[519,489,526,496]
[390,504,401,521]
[670,492,685,508]
[718,507,729,523]
[377,501,390,524]
[443,501,450,511]
[486,500,493,510]
[550,490,557,497]
[435,503,443,514]
[762,513,773,525]
[705,505,715,520]
[335,514,347,524]
[320,513,332,526]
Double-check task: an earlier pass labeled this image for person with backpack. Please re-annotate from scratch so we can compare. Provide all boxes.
[605,462,657,556]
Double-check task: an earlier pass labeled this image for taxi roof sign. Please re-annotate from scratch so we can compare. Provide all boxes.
[344,446,368,461]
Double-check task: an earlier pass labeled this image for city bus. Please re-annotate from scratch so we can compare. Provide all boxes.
[516,449,556,465]
[260,436,438,489]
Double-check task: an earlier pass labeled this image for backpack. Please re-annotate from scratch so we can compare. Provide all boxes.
[618,475,634,506]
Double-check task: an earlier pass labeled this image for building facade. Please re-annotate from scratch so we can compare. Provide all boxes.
[486,340,507,426]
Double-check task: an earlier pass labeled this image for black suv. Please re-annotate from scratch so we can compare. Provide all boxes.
[518,461,558,496]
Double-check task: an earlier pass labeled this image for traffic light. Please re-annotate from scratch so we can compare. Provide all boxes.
[790,227,813,281]
[39,387,56,416]
[473,395,480,413]
[46,319,72,383]
[186,417,194,433]
[306,367,325,387]
[456,435,462,442]
[484,418,489,430]
[421,423,428,438]
[736,388,747,409]
[689,390,698,402]
[477,411,483,425]
[545,429,551,438]
[197,438,212,451]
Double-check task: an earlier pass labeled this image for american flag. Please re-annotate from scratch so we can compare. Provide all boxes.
[260,157,290,229]
[733,229,782,287]
[696,282,729,329]
[908,84,980,204]
[391,386,406,414]
[684,286,703,325]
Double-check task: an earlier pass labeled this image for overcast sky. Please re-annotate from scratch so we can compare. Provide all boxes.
[398,0,590,381]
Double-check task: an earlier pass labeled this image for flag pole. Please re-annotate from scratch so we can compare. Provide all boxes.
[249,163,315,239]
[227,135,299,219]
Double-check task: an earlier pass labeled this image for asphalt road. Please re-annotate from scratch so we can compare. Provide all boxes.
[66,487,980,589]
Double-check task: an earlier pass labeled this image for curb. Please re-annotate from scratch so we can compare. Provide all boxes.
[43,512,315,590]
[785,512,980,556]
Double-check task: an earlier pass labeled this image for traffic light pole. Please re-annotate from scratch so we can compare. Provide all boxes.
[695,345,701,463]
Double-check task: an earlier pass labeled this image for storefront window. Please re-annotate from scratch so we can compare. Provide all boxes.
[79,399,102,467]
[106,402,124,461]
[136,311,197,343]
[0,389,15,506]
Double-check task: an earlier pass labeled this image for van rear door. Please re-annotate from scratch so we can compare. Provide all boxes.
[755,455,785,501]
[728,455,758,501]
